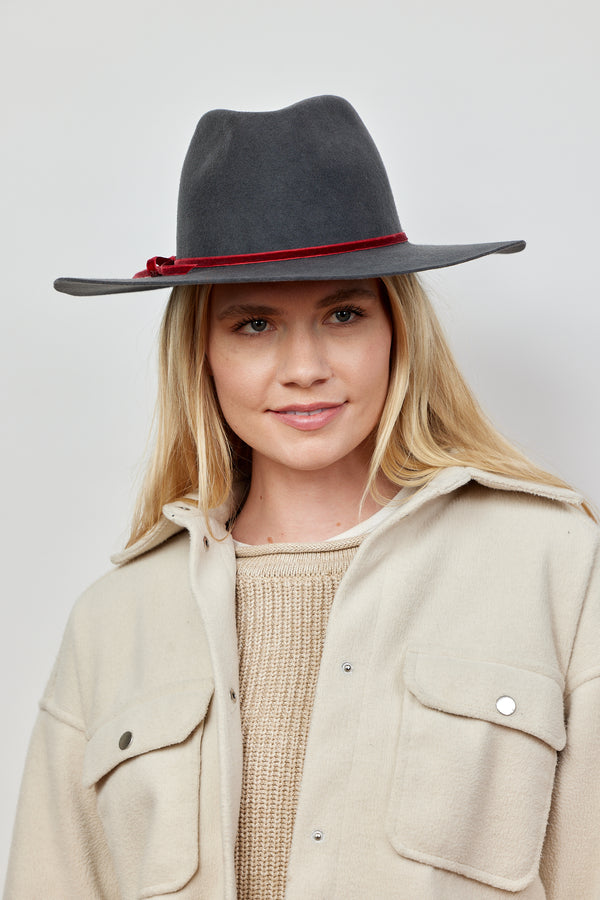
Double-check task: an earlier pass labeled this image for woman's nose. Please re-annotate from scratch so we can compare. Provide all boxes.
[278,330,332,387]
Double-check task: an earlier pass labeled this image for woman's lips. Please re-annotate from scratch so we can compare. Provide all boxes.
[269,403,346,431]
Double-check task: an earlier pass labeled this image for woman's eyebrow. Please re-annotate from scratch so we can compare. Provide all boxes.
[315,288,378,308]
[216,303,283,320]
[216,288,377,321]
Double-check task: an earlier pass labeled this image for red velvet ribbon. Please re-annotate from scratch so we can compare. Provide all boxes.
[133,232,408,278]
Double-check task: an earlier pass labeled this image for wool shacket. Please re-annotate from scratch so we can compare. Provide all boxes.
[6,470,600,898]
[234,537,364,900]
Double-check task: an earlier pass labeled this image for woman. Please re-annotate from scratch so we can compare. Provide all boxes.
[5,96,600,899]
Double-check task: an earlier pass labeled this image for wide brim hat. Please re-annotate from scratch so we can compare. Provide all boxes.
[54,96,524,297]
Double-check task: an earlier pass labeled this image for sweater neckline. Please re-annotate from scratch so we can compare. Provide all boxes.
[234,533,365,558]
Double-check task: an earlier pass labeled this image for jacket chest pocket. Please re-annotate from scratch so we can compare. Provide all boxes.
[83,679,214,900]
[386,651,566,893]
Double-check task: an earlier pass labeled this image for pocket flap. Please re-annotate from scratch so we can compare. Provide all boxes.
[404,650,566,751]
[83,678,214,787]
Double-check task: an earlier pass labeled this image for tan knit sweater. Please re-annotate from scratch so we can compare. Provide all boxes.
[234,538,362,900]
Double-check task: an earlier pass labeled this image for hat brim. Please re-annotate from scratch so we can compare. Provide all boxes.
[54,239,525,297]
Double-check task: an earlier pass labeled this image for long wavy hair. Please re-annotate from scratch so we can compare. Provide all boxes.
[127,274,592,546]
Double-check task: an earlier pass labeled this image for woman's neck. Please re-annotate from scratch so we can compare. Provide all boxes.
[231,457,396,545]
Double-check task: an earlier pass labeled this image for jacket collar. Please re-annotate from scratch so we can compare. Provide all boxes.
[112,467,583,567]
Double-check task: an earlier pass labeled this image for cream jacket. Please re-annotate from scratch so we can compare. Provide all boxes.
[5,466,600,899]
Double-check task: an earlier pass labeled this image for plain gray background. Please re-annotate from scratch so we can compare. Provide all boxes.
[2,0,599,882]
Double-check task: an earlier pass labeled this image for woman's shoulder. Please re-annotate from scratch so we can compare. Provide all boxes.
[447,466,595,531]
[65,532,198,666]
[78,529,191,614]
[65,530,194,658]
[391,466,600,570]
[398,466,595,535]
[43,530,210,731]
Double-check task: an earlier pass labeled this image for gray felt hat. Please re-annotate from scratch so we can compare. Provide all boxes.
[54,95,525,297]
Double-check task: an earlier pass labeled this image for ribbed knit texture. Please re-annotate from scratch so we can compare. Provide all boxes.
[234,537,362,900]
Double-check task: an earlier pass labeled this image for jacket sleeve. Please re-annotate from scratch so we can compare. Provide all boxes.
[540,675,600,897]
[4,620,120,898]
[540,535,600,898]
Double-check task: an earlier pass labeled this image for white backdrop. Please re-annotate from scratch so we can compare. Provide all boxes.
[2,0,599,881]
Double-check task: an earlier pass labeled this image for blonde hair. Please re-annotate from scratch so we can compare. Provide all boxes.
[127,275,593,546]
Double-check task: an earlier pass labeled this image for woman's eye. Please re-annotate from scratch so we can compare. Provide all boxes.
[249,319,268,332]
[331,307,362,324]
[334,310,353,323]
[238,318,270,333]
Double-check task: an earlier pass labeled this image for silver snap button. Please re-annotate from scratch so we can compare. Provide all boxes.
[203,536,210,549]
[311,830,324,842]
[119,731,133,750]
[230,689,237,702]
[496,696,516,716]
[342,662,353,673]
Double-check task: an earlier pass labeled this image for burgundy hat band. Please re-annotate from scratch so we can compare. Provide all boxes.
[133,231,408,278]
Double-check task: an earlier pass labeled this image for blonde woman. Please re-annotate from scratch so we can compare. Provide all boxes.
[5,96,599,899]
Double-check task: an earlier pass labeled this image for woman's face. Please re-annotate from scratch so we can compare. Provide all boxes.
[207,279,393,479]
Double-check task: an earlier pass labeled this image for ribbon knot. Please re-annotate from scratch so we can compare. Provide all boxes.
[134,256,177,278]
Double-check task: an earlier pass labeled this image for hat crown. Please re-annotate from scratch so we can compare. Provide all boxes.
[176,95,402,259]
